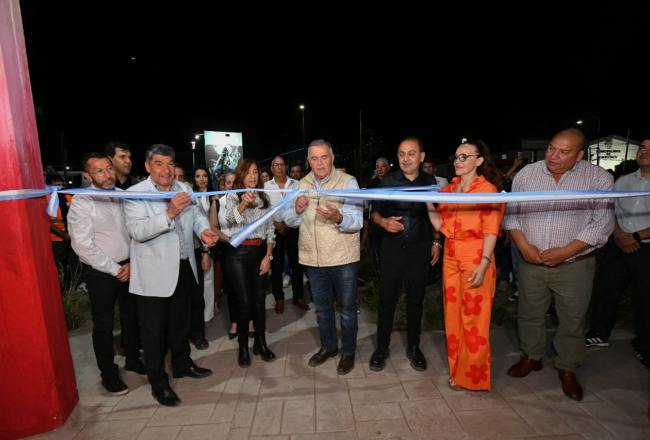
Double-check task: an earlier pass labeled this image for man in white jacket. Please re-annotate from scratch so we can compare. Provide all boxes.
[124,144,219,406]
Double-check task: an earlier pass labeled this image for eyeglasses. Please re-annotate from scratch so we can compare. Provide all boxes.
[89,167,114,175]
[450,153,481,162]
[271,163,286,168]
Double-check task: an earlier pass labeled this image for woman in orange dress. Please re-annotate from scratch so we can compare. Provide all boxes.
[431,140,504,391]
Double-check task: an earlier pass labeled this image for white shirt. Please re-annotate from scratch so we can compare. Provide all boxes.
[67,186,130,276]
[614,169,650,243]
[435,175,449,188]
[264,176,299,222]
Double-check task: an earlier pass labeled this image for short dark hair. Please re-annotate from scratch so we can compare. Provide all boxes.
[104,141,130,157]
[82,152,111,171]
[174,163,185,171]
[399,137,424,152]
[145,144,175,161]
[45,174,64,185]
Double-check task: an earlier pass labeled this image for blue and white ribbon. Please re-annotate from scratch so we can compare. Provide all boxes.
[3,185,650,247]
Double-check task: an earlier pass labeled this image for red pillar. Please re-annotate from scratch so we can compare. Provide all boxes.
[0,1,78,438]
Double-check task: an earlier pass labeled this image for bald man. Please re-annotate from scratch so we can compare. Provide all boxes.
[504,128,614,401]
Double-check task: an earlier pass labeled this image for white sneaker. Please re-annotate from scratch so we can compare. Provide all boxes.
[282,274,291,288]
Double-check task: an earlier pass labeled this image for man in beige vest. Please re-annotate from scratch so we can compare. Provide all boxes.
[284,139,364,374]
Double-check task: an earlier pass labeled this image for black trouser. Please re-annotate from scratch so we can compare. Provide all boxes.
[590,239,650,353]
[271,228,303,301]
[377,238,430,348]
[83,264,140,380]
[190,248,207,341]
[136,260,194,391]
[222,244,267,346]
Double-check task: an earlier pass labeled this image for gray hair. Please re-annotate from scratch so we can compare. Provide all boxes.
[308,139,333,154]
[376,157,389,167]
[145,144,175,162]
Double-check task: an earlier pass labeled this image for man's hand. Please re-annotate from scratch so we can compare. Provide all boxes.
[201,229,219,247]
[116,263,130,282]
[295,195,309,214]
[167,192,192,220]
[519,242,544,265]
[539,247,570,267]
[431,244,441,266]
[274,221,289,236]
[381,216,405,233]
[201,252,212,272]
[614,231,641,254]
[316,203,343,224]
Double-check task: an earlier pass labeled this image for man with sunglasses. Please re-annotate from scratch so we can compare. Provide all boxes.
[504,128,614,401]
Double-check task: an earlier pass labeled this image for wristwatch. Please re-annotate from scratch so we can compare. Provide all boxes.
[266,254,274,260]
[633,232,642,243]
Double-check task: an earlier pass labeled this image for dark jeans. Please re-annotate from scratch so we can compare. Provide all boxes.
[191,248,207,341]
[271,228,304,301]
[136,260,194,391]
[590,239,650,352]
[83,264,139,380]
[377,239,429,348]
[306,261,360,354]
[222,244,268,345]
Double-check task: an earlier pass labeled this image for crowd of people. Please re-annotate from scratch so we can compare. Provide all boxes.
[46,130,649,408]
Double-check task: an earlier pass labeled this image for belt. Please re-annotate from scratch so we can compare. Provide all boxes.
[118,259,130,265]
[557,249,596,266]
[241,239,264,246]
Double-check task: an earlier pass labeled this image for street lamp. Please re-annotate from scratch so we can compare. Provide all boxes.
[299,104,306,148]
[576,117,601,165]
[190,141,197,169]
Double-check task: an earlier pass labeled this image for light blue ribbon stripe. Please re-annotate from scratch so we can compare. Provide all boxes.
[3,186,650,247]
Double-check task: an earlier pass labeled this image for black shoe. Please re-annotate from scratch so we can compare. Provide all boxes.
[124,359,147,375]
[369,346,389,372]
[406,346,427,371]
[308,347,339,367]
[253,340,276,362]
[172,362,213,379]
[337,353,355,375]
[228,331,237,340]
[152,386,181,406]
[238,346,251,368]
[102,376,129,396]
[190,338,209,350]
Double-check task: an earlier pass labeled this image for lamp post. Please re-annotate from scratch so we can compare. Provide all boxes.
[576,117,601,165]
[299,104,306,148]
[193,133,204,170]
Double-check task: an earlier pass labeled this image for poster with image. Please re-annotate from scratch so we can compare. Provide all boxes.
[204,131,243,187]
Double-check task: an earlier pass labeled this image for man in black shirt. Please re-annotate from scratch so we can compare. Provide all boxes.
[105,141,139,190]
[370,137,440,371]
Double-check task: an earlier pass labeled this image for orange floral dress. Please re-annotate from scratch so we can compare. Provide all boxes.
[438,175,504,390]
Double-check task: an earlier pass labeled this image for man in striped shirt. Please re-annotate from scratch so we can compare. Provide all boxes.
[504,128,614,401]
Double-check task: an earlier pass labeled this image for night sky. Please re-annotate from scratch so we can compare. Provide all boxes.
[19,2,650,175]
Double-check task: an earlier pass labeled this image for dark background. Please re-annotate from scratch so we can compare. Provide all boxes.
[20,2,650,177]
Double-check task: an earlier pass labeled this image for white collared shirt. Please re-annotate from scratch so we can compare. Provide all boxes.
[264,176,299,222]
[68,186,130,276]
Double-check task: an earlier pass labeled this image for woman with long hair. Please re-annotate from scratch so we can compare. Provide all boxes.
[222,160,276,367]
[193,167,216,332]
[431,140,504,391]
[187,166,214,349]
[209,172,251,339]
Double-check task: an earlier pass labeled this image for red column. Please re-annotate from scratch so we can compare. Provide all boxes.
[0,1,78,438]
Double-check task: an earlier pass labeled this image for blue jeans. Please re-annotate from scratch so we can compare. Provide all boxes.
[306,262,360,355]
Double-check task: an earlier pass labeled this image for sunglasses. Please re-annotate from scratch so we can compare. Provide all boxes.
[450,153,481,162]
